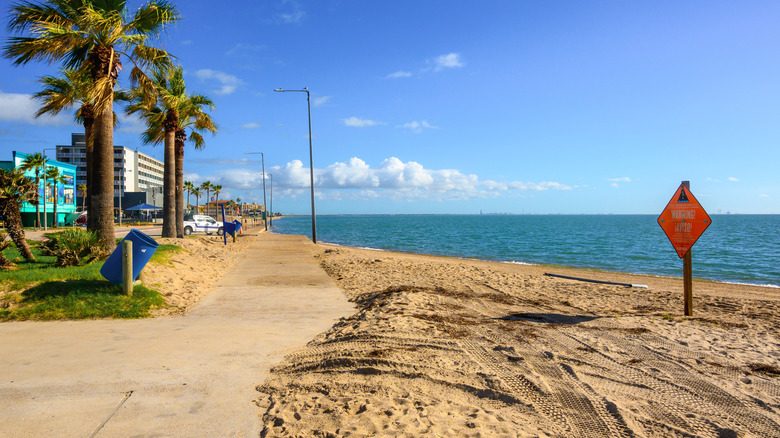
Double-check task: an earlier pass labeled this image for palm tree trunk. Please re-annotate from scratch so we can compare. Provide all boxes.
[87,46,117,253]
[161,109,177,238]
[174,128,186,238]
[83,104,94,224]
[90,108,116,252]
[0,199,35,261]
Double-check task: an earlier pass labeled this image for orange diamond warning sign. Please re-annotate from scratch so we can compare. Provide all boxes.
[657,184,712,258]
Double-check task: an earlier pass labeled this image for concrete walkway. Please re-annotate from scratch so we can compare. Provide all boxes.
[0,233,355,437]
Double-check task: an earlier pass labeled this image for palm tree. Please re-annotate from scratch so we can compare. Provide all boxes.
[19,153,46,228]
[235,197,241,215]
[191,187,201,213]
[126,65,216,238]
[0,169,38,261]
[213,184,222,214]
[34,67,129,224]
[200,181,212,216]
[4,0,179,252]
[45,166,67,228]
[77,184,87,211]
[184,180,195,210]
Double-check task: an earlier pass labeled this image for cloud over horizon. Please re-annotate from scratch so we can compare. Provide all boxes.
[210,156,571,202]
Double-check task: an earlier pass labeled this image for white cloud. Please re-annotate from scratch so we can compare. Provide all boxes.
[343,117,386,127]
[432,53,464,71]
[385,71,412,79]
[241,122,261,129]
[398,120,437,133]
[313,96,332,106]
[608,177,631,183]
[249,156,572,202]
[0,90,71,126]
[194,69,242,95]
[728,177,740,182]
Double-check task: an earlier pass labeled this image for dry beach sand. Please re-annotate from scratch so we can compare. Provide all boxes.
[96,231,780,436]
[254,244,780,437]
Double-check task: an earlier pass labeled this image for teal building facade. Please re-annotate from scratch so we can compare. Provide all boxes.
[1,151,78,227]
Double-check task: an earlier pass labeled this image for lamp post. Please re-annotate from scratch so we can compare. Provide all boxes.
[274,87,316,243]
[268,173,273,227]
[244,152,267,231]
[42,147,59,230]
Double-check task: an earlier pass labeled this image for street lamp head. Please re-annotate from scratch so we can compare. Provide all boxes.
[274,88,284,92]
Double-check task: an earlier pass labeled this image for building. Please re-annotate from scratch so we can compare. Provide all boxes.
[0,151,78,227]
[56,133,164,210]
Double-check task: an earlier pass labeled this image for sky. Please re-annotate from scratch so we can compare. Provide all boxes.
[1,0,779,215]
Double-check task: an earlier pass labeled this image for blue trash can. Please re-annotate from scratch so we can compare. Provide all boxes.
[100,229,159,285]
[224,220,243,237]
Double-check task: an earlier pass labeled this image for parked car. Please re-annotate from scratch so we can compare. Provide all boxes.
[183,215,224,236]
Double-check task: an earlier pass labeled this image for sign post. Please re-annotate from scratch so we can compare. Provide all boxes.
[657,181,711,316]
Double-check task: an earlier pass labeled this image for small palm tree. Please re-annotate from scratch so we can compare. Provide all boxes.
[19,153,46,228]
[213,184,222,213]
[0,169,37,260]
[200,181,212,215]
[235,197,241,215]
[184,180,195,210]
[45,166,67,228]
[191,187,201,212]
[77,184,87,212]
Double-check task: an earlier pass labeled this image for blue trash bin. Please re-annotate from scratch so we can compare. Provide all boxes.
[100,229,159,285]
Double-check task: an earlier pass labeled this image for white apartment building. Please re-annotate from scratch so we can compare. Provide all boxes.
[56,133,164,206]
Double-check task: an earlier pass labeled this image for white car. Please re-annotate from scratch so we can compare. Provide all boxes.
[183,215,224,236]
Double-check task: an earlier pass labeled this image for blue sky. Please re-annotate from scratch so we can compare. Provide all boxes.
[2,1,779,215]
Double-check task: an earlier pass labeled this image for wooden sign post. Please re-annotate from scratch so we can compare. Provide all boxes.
[657,181,711,316]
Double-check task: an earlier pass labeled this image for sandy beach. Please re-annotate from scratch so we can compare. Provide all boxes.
[94,230,780,436]
[250,243,780,437]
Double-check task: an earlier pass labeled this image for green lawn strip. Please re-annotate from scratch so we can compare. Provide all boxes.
[0,240,180,321]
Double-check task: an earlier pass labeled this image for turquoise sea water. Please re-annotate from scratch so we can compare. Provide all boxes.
[270,214,780,287]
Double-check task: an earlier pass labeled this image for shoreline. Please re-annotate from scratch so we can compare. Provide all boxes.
[314,239,780,296]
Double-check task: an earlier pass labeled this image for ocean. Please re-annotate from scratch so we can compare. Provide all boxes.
[270,214,780,287]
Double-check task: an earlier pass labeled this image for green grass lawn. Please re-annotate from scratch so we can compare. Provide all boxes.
[0,241,180,321]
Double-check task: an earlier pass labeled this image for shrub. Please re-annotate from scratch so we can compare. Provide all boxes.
[42,229,106,267]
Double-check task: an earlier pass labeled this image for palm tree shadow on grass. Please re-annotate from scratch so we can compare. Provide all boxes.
[21,280,121,301]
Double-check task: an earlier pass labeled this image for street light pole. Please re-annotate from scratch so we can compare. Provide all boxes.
[269,173,273,227]
[244,152,267,231]
[274,87,317,243]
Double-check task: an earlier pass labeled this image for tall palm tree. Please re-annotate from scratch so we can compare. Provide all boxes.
[200,180,212,216]
[0,169,38,260]
[77,184,87,211]
[126,65,216,238]
[183,180,195,210]
[19,153,46,228]
[4,0,179,252]
[45,166,67,228]
[34,67,129,224]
